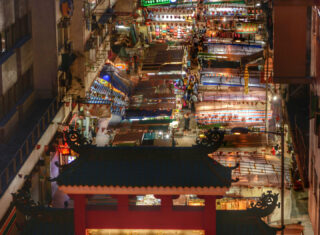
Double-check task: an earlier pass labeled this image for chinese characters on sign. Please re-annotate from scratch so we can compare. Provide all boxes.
[142,0,181,6]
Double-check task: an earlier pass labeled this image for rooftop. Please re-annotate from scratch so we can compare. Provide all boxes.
[55,147,236,195]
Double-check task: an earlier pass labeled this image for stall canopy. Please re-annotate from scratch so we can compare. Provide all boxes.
[99,64,132,95]
[125,109,172,119]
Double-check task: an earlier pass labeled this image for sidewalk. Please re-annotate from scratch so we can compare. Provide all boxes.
[290,190,313,235]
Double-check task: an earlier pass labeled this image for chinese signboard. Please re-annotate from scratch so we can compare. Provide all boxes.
[142,0,172,6]
[244,66,249,94]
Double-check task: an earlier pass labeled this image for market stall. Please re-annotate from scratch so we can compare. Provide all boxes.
[209,150,292,188]
[195,100,272,130]
[143,6,195,43]
[85,63,132,116]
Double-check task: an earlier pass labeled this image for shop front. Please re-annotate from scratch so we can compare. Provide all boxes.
[86,62,131,116]
[147,22,193,43]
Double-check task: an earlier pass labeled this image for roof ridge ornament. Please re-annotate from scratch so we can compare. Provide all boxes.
[64,129,92,153]
[248,191,280,218]
[195,127,225,152]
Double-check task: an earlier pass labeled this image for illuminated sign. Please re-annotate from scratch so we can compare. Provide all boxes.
[68,156,77,163]
[142,0,176,6]
[235,23,258,34]
[115,63,127,70]
[102,75,111,82]
[59,147,70,155]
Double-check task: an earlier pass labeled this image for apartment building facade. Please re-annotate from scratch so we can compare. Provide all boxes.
[0,0,118,232]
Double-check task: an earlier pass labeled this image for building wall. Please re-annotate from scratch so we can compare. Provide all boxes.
[273,4,308,82]
[69,0,114,97]
[0,0,15,31]
[20,39,33,75]
[0,0,33,141]
[1,54,18,94]
[309,6,320,235]
[309,119,320,235]
[31,0,58,98]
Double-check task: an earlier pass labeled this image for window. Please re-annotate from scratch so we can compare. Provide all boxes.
[0,13,31,55]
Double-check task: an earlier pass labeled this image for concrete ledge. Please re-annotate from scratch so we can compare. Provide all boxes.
[0,105,68,220]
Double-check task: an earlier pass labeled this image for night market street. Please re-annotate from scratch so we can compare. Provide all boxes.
[0,0,317,235]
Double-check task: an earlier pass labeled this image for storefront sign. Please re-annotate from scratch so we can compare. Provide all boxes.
[244,66,249,94]
[142,0,176,6]
[115,63,127,70]
[60,148,70,155]
[58,143,70,155]
[236,23,258,34]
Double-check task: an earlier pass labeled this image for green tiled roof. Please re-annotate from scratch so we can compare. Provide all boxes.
[217,211,279,235]
[56,147,234,188]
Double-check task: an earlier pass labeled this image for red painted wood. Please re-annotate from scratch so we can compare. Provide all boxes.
[116,195,129,212]
[86,209,205,230]
[158,195,173,213]
[72,194,87,235]
[72,194,217,234]
[203,196,217,235]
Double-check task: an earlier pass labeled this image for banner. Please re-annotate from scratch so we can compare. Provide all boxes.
[244,66,249,94]
[260,56,273,83]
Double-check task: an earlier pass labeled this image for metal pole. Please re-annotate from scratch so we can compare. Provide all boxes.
[265,47,269,145]
[281,127,285,234]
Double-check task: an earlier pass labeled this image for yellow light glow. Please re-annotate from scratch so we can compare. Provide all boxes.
[87,229,205,235]
[233,132,241,135]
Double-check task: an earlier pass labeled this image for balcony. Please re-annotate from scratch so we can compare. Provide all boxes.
[0,97,61,196]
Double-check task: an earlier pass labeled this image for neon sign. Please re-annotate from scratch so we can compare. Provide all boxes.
[142,0,174,6]
[115,63,127,70]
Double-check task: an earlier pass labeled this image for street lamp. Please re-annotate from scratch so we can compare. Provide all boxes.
[230,127,285,233]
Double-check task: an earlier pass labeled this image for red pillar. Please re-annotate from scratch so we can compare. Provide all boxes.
[157,195,173,212]
[72,194,87,235]
[203,196,217,235]
[116,195,129,212]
